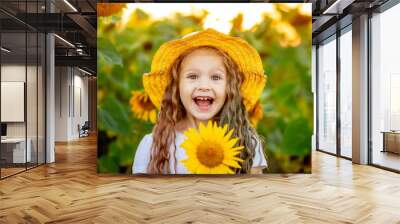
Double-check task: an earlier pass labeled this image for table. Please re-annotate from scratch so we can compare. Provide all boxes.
[382,131,400,154]
[1,138,32,163]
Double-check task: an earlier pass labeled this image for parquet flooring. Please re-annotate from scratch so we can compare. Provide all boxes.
[1,135,400,223]
[1,167,25,178]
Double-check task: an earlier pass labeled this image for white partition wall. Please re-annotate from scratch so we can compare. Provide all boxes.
[55,67,89,141]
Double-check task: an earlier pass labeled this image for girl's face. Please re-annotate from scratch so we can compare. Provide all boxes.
[179,48,227,123]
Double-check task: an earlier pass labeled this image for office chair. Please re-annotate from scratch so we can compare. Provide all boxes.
[79,121,90,138]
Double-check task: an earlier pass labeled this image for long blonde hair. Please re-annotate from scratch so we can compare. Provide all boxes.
[147,46,264,174]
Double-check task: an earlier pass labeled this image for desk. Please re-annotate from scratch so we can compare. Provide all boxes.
[382,131,400,154]
[1,138,31,163]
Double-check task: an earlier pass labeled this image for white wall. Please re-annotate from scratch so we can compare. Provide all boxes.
[55,66,69,141]
[72,73,89,138]
[55,67,89,141]
[1,65,25,81]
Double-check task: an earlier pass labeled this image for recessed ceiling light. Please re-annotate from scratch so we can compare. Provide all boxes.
[63,0,78,12]
[54,34,75,48]
[78,67,92,76]
[323,0,354,15]
[1,47,11,53]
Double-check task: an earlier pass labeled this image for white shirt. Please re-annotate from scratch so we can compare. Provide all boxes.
[132,132,267,174]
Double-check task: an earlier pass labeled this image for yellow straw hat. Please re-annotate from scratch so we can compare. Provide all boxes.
[143,28,266,112]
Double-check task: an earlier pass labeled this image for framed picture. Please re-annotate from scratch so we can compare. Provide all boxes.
[97,3,312,175]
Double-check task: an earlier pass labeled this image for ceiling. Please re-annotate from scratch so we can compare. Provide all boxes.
[309,0,390,43]
[1,0,396,74]
[0,0,96,74]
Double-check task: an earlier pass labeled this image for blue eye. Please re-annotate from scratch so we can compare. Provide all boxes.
[211,75,222,80]
[187,74,198,79]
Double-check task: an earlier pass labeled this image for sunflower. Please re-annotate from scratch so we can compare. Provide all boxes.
[97,3,126,17]
[273,20,301,48]
[249,101,264,127]
[180,121,244,174]
[129,91,157,123]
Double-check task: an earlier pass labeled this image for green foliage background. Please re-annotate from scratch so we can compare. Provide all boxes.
[97,4,313,174]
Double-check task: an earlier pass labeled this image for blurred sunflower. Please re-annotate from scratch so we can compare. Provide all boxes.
[273,20,301,47]
[249,101,264,127]
[129,91,157,123]
[181,121,244,174]
[97,3,126,17]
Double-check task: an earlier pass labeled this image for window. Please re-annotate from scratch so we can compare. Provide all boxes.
[371,3,400,171]
[317,35,337,154]
[339,27,352,158]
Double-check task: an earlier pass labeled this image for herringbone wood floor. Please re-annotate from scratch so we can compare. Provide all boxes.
[1,135,400,224]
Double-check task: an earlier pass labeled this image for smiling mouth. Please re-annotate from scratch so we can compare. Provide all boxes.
[193,96,214,112]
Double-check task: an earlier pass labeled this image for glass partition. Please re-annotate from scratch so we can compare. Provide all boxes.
[0,0,46,179]
[317,35,337,154]
[1,29,27,178]
[339,27,352,158]
[27,30,38,169]
[371,3,400,171]
[38,32,45,165]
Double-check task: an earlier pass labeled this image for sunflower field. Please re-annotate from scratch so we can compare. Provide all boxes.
[97,3,313,174]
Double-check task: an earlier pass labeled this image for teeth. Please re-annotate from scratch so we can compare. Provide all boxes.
[195,96,212,101]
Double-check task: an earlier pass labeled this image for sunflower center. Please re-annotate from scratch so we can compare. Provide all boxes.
[196,143,224,168]
[141,99,156,110]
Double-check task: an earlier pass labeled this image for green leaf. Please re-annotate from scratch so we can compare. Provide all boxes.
[282,118,312,156]
[98,95,131,136]
[98,37,123,66]
[97,155,120,173]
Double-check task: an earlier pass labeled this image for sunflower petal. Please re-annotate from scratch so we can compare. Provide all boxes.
[210,165,229,174]
[199,122,207,139]
[207,120,213,129]
[223,129,235,142]
[196,165,210,174]
[225,151,242,157]
[231,146,244,151]
[180,142,197,152]
[221,124,228,135]
[149,110,157,123]
[223,159,242,168]
[182,159,199,174]
[226,137,240,149]
[185,129,202,145]
[143,111,149,121]
[232,157,244,162]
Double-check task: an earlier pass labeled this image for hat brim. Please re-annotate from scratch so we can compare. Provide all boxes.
[143,29,267,111]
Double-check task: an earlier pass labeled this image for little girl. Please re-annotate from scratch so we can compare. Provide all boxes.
[132,29,267,174]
